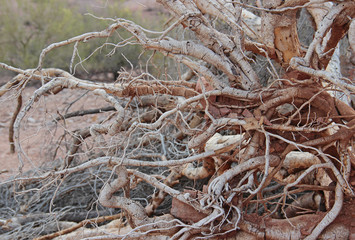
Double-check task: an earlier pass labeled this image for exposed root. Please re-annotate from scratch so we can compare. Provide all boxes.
[1,0,354,239]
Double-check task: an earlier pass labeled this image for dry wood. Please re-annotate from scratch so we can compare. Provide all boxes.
[1,0,354,239]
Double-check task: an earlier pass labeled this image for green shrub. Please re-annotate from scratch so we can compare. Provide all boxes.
[0,0,166,77]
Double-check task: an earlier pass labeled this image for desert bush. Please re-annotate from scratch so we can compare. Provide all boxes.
[0,0,166,76]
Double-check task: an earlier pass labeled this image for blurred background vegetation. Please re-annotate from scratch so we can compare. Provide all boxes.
[0,0,168,80]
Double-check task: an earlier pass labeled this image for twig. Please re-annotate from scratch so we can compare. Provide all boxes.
[54,106,115,122]
[34,213,123,240]
[9,94,22,153]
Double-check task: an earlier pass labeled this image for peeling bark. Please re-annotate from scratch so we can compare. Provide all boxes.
[1,0,354,239]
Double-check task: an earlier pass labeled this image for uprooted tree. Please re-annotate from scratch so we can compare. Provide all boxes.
[1,0,355,239]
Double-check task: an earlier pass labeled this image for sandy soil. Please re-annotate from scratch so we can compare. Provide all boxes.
[0,84,113,180]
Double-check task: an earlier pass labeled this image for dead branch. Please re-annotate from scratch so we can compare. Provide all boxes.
[1,0,354,239]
